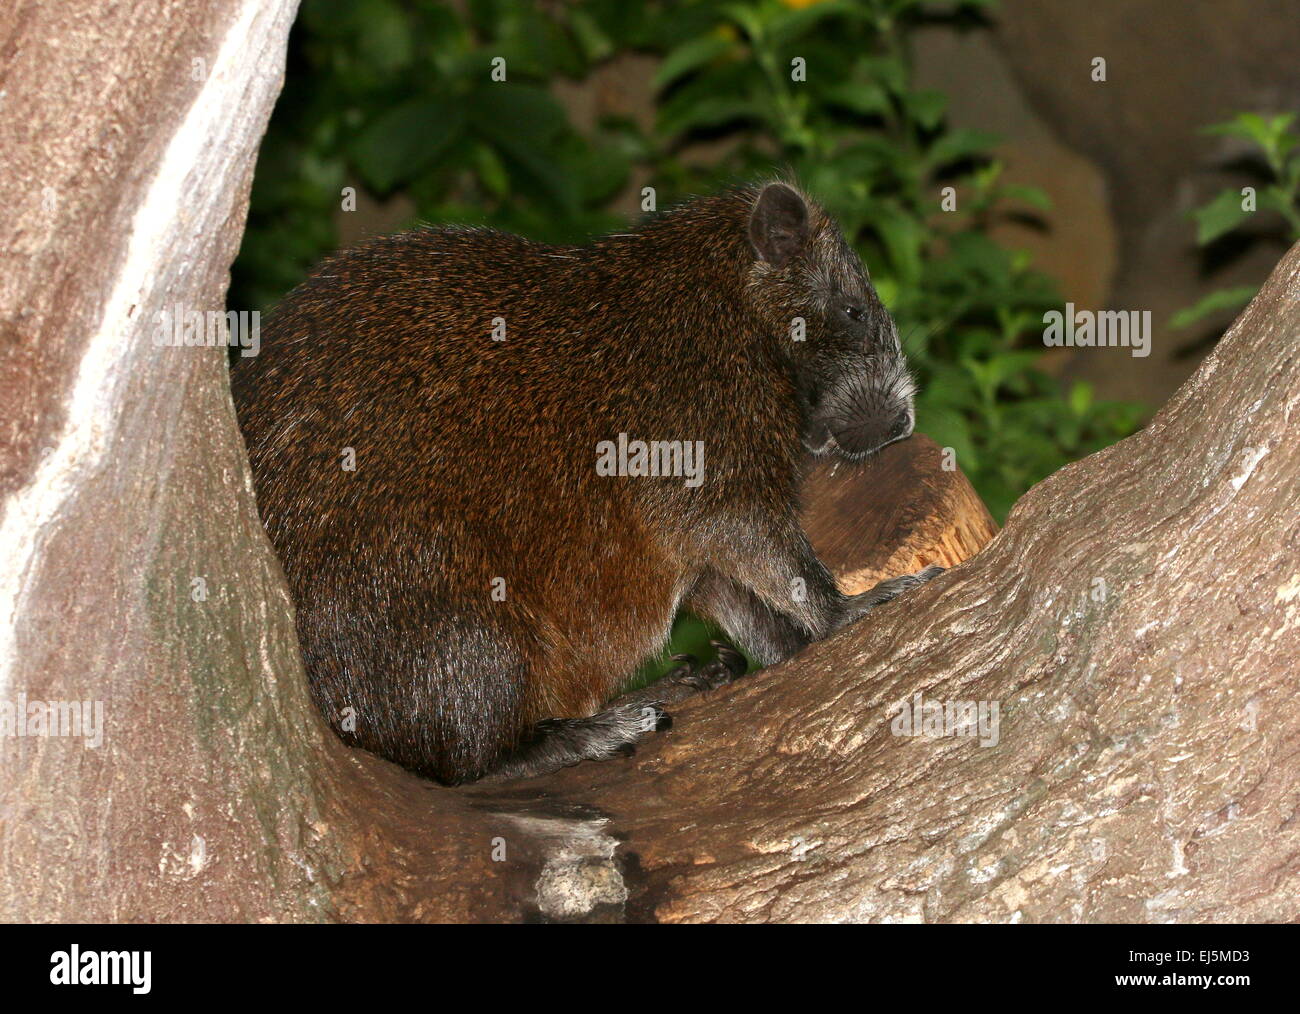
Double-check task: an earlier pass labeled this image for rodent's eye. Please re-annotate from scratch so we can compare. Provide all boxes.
[843,304,865,323]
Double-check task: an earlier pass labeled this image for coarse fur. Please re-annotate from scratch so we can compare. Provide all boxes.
[231,181,935,784]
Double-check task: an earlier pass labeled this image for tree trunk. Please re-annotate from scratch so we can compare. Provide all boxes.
[2,0,1297,924]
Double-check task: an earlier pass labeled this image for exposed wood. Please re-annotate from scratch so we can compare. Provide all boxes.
[803,434,999,594]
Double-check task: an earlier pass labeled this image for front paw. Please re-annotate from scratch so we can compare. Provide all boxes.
[857,564,945,610]
[910,563,945,585]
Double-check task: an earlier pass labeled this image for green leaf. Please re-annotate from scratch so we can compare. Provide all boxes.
[1169,285,1256,329]
[922,368,981,412]
[478,129,580,213]
[467,86,580,211]
[820,81,891,118]
[915,404,979,474]
[766,0,857,48]
[903,89,947,131]
[1191,187,1253,244]
[355,0,412,72]
[555,135,630,205]
[856,54,907,96]
[473,143,510,199]
[874,206,925,287]
[925,127,999,168]
[999,182,1053,212]
[468,84,569,147]
[720,3,765,44]
[963,350,1041,397]
[656,94,760,137]
[1260,183,1300,220]
[654,34,733,91]
[1068,381,1093,417]
[873,274,900,311]
[568,7,615,63]
[351,101,464,193]
[1204,111,1296,165]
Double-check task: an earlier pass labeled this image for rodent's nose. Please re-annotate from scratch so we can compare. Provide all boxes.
[825,408,914,460]
[887,411,913,443]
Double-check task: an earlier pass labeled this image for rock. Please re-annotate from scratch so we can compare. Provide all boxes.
[992,0,1300,405]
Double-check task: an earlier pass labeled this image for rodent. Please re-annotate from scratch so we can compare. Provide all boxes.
[231,180,938,785]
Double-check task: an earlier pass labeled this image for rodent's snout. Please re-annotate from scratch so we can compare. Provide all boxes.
[827,407,914,459]
[806,357,917,460]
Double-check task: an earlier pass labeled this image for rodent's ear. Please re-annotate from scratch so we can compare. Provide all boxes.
[748,183,809,269]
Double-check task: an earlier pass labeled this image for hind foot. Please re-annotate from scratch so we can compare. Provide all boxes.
[481,702,666,782]
[480,642,748,782]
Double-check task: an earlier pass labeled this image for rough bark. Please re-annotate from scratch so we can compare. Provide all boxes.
[0,0,507,927]
[3,0,1297,925]
[0,0,337,922]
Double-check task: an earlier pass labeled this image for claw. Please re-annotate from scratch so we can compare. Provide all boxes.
[675,640,749,692]
[709,640,748,677]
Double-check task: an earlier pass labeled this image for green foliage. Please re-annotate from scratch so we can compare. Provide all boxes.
[233,0,1142,527]
[1174,112,1300,329]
